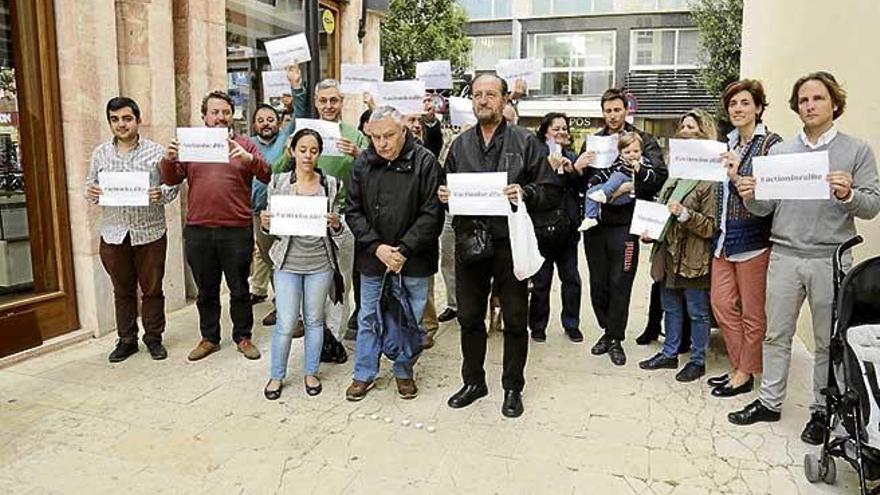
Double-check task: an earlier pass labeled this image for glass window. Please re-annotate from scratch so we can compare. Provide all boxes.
[0,1,34,301]
[631,28,699,69]
[226,0,306,133]
[470,35,513,71]
[458,0,510,19]
[529,31,615,96]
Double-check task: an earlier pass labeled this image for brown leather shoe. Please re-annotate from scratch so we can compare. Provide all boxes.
[396,377,418,399]
[345,380,374,401]
[187,339,219,361]
[422,333,435,350]
[293,319,305,339]
[237,338,261,360]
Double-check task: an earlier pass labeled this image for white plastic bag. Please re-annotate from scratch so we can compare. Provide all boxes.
[508,190,545,281]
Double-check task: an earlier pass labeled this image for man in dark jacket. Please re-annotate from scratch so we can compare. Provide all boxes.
[344,106,444,402]
[573,88,668,367]
[438,74,561,418]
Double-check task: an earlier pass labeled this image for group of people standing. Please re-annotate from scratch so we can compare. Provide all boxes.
[86,64,879,430]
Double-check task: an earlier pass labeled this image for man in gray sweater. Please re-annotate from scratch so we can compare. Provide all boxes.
[727,72,880,445]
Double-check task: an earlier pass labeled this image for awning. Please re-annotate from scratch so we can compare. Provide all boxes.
[517,98,603,118]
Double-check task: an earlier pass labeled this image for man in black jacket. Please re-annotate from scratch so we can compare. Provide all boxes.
[574,88,668,366]
[438,74,561,418]
[345,106,444,402]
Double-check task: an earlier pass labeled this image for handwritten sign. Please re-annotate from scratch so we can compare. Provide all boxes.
[269,195,327,237]
[586,134,620,169]
[447,172,509,216]
[340,64,383,95]
[753,151,831,200]
[264,33,311,69]
[416,60,454,90]
[668,138,728,181]
[294,119,343,157]
[177,127,229,163]
[448,96,477,127]
[377,80,426,115]
[261,70,290,103]
[629,200,671,240]
[496,58,543,90]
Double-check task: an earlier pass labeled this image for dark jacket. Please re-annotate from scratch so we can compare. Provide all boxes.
[577,123,668,226]
[422,119,444,158]
[445,120,562,240]
[345,131,444,278]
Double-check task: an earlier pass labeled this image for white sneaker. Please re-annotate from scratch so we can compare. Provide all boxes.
[578,217,598,232]
[587,190,608,204]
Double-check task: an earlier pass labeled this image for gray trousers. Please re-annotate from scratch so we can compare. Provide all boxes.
[324,225,354,338]
[439,214,457,311]
[759,250,848,413]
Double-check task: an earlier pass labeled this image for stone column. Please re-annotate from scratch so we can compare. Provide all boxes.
[55,0,121,335]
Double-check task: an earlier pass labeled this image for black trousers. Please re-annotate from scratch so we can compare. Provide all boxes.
[528,236,582,332]
[584,224,639,341]
[184,225,254,344]
[456,241,529,392]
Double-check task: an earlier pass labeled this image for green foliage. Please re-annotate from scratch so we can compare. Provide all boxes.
[380,0,472,81]
[689,0,743,97]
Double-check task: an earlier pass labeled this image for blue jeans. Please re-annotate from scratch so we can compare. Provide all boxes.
[353,274,430,382]
[269,270,333,379]
[660,286,711,365]
[584,171,633,219]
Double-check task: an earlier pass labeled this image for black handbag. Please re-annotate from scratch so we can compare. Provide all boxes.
[327,235,345,304]
[532,208,572,251]
[455,219,494,263]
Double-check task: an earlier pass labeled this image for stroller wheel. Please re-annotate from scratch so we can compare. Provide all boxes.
[804,453,821,483]
[822,457,837,484]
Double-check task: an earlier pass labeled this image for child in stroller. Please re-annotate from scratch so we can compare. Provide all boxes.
[804,235,880,494]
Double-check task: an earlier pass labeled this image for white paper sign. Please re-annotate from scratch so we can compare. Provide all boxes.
[177,127,229,163]
[416,60,454,90]
[448,96,477,127]
[261,70,290,102]
[294,119,343,157]
[496,58,543,90]
[447,172,509,216]
[586,134,620,169]
[753,151,831,200]
[265,33,311,69]
[340,64,384,95]
[269,195,327,237]
[629,200,672,240]
[98,171,150,207]
[668,138,728,181]
[377,80,426,115]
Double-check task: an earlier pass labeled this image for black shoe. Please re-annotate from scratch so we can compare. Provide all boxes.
[801,410,827,445]
[304,377,322,397]
[639,352,678,370]
[565,328,584,343]
[712,375,754,397]
[707,373,730,387]
[250,293,268,304]
[438,308,458,323]
[501,390,524,418]
[262,310,277,326]
[108,342,138,363]
[608,340,626,366]
[447,383,489,409]
[591,335,612,355]
[145,341,167,360]
[531,329,546,342]
[635,326,660,345]
[728,399,781,425]
[264,380,283,401]
[675,362,705,382]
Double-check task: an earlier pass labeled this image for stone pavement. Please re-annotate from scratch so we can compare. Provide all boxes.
[0,257,863,494]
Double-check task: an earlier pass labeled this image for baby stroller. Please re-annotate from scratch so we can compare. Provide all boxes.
[804,235,880,494]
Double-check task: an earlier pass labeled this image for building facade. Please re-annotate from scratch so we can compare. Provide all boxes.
[0,0,387,361]
[458,0,714,145]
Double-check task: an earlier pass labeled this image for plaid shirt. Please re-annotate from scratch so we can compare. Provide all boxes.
[85,137,178,246]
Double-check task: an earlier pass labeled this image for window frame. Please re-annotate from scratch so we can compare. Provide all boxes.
[629,27,700,71]
[528,30,616,97]
[469,34,514,72]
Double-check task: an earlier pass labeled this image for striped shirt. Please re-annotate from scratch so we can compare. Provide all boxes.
[85,137,178,246]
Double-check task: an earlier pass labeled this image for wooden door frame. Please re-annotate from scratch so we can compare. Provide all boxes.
[0,0,78,354]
